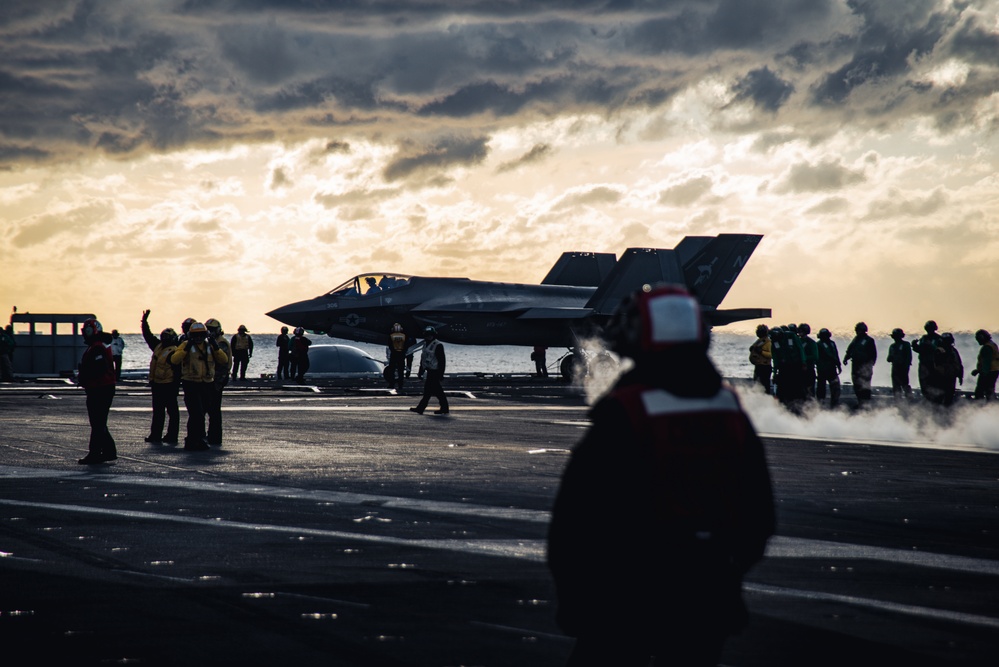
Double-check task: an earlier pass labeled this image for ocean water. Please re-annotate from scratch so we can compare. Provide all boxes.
[118,331,985,389]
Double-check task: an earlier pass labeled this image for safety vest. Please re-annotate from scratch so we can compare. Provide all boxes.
[148,343,178,384]
[612,384,751,535]
[171,341,220,383]
[232,333,252,351]
[389,331,406,353]
[421,339,441,371]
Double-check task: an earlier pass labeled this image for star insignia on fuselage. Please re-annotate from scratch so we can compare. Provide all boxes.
[342,313,365,327]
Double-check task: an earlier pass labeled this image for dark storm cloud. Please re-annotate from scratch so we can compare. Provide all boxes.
[382,135,490,182]
[810,5,957,105]
[730,67,794,112]
[0,0,996,169]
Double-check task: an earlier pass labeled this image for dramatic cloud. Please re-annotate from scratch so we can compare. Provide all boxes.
[1,0,997,335]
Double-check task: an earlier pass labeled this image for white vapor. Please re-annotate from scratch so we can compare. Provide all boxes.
[736,385,999,451]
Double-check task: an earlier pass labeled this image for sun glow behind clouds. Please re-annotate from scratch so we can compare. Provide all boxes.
[1,1,998,336]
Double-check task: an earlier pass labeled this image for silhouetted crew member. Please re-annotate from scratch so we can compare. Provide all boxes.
[77,318,118,464]
[110,329,125,381]
[171,322,227,451]
[533,345,549,377]
[141,310,180,444]
[405,333,417,377]
[0,325,15,381]
[971,329,999,401]
[276,326,290,381]
[772,326,805,408]
[749,324,772,394]
[387,323,407,390]
[205,319,232,446]
[411,326,449,415]
[887,328,912,399]
[912,320,943,398]
[291,327,312,383]
[815,328,842,408]
[936,332,964,407]
[798,323,818,399]
[548,285,775,667]
[843,322,877,407]
[230,325,253,381]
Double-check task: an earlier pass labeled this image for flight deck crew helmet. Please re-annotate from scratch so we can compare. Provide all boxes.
[160,328,178,345]
[205,318,222,335]
[423,326,437,339]
[82,318,102,342]
[181,317,195,333]
[238,324,247,333]
[294,327,304,336]
[798,323,811,335]
[855,322,868,334]
[975,329,991,343]
[604,284,706,361]
[755,324,769,338]
[941,332,955,345]
[188,322,208,342]
[891,328,905,340]
[924,320,938,333]
[818,328,832,339]
[281,326,288,334]
[392,323,404,333]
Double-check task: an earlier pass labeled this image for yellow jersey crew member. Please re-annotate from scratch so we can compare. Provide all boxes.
[206,318,232,446]
[230,324,253,381]
[171,322,228,451]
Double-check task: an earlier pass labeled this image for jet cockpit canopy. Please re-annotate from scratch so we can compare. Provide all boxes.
[326,273,412,298]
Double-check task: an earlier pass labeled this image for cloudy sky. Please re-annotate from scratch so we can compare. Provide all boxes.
[2,0,997,339]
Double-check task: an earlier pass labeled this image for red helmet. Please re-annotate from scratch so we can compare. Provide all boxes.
[82,318,102,341]
[605,284,705,359]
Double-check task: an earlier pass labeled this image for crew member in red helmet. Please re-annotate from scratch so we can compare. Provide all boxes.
[548,284,775,666]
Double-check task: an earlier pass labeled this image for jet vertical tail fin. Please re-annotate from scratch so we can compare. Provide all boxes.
[584,248,685,315]
[541,252,617,287]
[680,233,762,307]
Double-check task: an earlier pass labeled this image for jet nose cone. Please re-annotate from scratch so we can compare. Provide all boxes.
[266,299,321,328]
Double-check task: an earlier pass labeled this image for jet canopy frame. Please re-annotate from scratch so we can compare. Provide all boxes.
[325,273,412,298]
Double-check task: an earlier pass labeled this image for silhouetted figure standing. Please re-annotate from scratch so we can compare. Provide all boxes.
[798,323,818,399]
[387,323,407,390]
[291,327,311,383]
[171,322,228,451]
[411,326,449,415]
[815,328,842,408]
[887,328,912,399]
[276,326,290,381]
[971,329,998,401]
[77,318,117,464]
[110,329,125,381]
[548,285,775,667]
[772,326,805,409]
[936,333,963,407]
[533,345,548,377]
[230,325,253,381]
[205,318,232,447]
[141,310,180,444]
[912,320,943,399]
[749,324,772,394]
[843,322,877,407]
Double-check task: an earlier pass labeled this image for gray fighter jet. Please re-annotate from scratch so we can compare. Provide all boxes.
[267,234,770,373]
